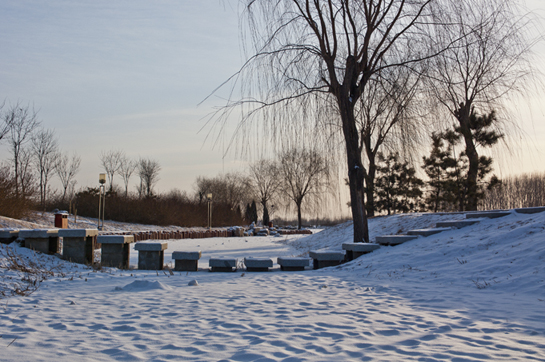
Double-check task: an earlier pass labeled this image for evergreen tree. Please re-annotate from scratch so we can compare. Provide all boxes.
[249,200,258,224]
[422,132,462,212]
[375,153,423,215]
[422,111,501,212]
[263,204,270,226]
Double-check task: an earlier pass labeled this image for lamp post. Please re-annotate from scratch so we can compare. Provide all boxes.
[98,173,106,230]
[207,193,213,230]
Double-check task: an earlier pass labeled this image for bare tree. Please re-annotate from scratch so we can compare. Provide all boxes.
[138,158,161,198]
[213,0,442,242]
[5,103,40,197]
[279,148,330,229]
[117,153,137,197]
[0,100,11,143]
[17,147,36,199]
[195,172,252,210]
[31,128,59,208]
[100,150,123,192]
[56,152,81,203]
[427,0,536,210]
[248,160,282,222]
[357,66,423,216]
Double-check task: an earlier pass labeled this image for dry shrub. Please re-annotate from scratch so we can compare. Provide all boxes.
[50,188,244,227]
[0,244,61,298]
[0,164,34,219]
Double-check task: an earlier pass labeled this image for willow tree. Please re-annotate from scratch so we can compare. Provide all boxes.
[214,0,440,243]
[427,0,536,210]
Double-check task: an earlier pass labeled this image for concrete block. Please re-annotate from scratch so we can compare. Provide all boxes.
[101,243,131,269]
[97,235,135,244]
[375,235,418,246]
[244,257,273,272]
[58,229,99,238]
[0,229,19,244]
[20,229,59,254]
[407,228,452,237]
[134,241,168,251]
[435,220,480,229]
[135,242,167,270]
[209,257,238,272]
[466,211,511,219]
[172,251,202,260]
[342,243,380,260]
[277,257,310,271]
[63,235,96,264]
[172,251,202,272]
[19,229,59,238]
[309,250,345,269]
[515,206,545,214]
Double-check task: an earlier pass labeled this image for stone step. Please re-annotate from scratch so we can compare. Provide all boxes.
[244,257,273,272]
[342,243,380,261]
[515,206,545,214]
[309,250,345,269]
[277,257,310,271]
[465,211,511,219]
[375,235,418,246]
[407,228,452,237]
[209,257,238,272]
[435,220,480,229]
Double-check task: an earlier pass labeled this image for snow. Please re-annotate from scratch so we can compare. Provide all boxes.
[1,210,544,361]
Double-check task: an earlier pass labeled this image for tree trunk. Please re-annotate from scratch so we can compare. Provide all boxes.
[456,104,479,211]
[364,161,376,217]
[296,200,302,230]
[338,95,369,243]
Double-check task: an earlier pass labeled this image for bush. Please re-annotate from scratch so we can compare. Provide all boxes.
[48,188,244,227]
[0,164,34,219]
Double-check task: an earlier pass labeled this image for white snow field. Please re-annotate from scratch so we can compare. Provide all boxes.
[1,210,544,361]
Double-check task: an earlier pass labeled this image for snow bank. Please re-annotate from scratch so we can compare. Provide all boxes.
[1,210,544,361]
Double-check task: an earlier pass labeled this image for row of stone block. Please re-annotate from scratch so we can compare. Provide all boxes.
[0,228,99,264]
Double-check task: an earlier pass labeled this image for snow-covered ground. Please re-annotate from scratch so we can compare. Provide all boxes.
[1,210,544,361]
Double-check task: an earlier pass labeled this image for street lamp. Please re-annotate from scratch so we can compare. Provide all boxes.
[207,193,213,230]
[98,173,106,230]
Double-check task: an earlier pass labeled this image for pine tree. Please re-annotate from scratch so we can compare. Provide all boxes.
[263,204,270,226]
[422,110,501,212]
[375,153,423,215]
[250,200,258,224]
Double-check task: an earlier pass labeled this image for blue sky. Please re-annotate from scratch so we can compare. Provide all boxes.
[0,0,544,197]
[0,0,243,194]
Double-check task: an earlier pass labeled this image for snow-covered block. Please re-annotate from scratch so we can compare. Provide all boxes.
[342,243,380,260]
[0,229,19,244]
[515,206,545,214]
[100,235,135,269]
[97,235,135,244]
[19,229,59,238]
[209,257,238,272]
[20,229,59,254]
[135,241,168,251]
[60,229,98,265]
[375,235,418,246]
[309,250,345,269]
[172,251,202,271]
[435,220,480,229]
[135,242,168,270]
[465,211,511,219]
[58,229,98,238]
[277,257,310,271]
[407,228,452,237]
[244,257,273,272]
